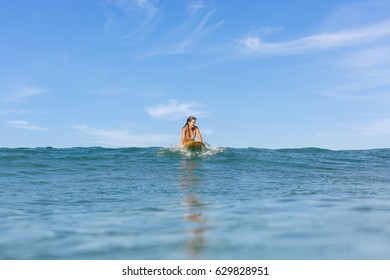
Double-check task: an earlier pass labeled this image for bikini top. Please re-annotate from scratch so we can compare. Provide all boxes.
[185,126,197,139]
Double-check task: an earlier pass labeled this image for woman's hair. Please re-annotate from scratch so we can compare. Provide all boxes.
[182,116,197,128]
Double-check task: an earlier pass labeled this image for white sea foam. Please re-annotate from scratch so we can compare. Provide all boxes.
[157,143,225,158]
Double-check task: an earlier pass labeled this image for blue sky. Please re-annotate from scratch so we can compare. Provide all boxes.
[1,0,390,149]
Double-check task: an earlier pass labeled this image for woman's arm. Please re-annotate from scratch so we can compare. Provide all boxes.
[196,127,203,142]
[181,127,186,146]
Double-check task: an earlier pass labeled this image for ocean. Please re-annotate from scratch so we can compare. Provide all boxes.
[1,146,390,259]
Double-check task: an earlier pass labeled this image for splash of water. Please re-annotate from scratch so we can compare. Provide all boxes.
[158,143,225,158]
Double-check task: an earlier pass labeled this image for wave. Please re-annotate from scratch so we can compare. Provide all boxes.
[273,147,333,153]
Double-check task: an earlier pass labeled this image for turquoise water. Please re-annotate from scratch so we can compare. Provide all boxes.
[1,147,390,259]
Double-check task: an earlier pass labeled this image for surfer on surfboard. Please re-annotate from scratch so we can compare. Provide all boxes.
[181,116,203,147]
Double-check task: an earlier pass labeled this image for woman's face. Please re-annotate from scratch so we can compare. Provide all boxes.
[188,119,196,128]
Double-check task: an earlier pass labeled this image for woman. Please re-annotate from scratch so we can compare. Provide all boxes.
[181,116,203,146]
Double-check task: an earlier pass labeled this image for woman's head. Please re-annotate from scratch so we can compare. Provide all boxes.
[185,116,197,128]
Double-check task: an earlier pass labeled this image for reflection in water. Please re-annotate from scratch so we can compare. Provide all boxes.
[178,158,208,258]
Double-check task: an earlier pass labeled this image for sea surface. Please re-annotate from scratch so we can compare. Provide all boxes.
[1,146,390,259]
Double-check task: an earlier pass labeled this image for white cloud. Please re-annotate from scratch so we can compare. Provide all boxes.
[199,128,214,135]
[3,86,46,103]
[173,3,225,54]
[322,1,390,30]
[72,124,177,147]
[0,109,46,116]
[235,20,390,56]
[145,99,208,120]
[7,120,47,131]
[143,1,224,56]
[105,0,161,39]
[323,46,390,103]
[15,86,46,98]
[360,119,390,136]
[97,87,129,96]
[340,47,390,69]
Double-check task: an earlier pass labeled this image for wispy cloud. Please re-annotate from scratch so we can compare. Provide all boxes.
[359,119,390,136]
[97,87,129,96]
[105,0,161,40]
[3,86,46,103]
[341,47,390,69]
[104,0,224,56]
[145,99,208,121]
[72,124,176,147]
[0,109,45,116]
[143,1,224,56]
[322,1,390,30]
[15,86,46,98]
[199,128,214,136]
[234,20,390,56]
[187,0,205,15]
[323,46,390,103]
[7,120,47,131]
[172,3,224,54]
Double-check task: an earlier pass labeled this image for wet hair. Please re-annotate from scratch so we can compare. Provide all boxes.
[182,116,197,138]
[183,116,196,128]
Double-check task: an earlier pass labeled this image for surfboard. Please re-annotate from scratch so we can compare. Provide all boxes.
[184,141,205,151]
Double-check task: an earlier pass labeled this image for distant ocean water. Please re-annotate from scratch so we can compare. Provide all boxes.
[1,146,390,259]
